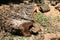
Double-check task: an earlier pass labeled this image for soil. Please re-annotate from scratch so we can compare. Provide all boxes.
[0,2,60,40]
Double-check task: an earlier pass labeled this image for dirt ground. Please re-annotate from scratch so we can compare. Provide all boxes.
[0,3,60,40]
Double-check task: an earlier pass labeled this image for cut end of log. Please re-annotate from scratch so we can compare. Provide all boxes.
[11,19,33,36]
[19,20,33,36]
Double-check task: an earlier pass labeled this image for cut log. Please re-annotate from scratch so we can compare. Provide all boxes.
[10,19,33,36]
[0,18,33,36]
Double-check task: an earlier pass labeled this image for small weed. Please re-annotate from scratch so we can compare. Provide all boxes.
[33,12,51,27]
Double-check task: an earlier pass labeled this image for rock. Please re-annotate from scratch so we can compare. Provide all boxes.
[40,4,50,13]
[55,3,60,11]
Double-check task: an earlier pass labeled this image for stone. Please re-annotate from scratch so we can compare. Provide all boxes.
[40,4,50,13]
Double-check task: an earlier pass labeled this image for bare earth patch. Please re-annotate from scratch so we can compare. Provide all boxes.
[44,33,60,40]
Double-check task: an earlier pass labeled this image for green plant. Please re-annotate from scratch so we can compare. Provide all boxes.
[33,12,51,27]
